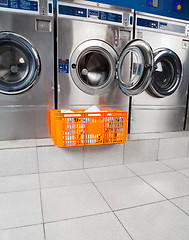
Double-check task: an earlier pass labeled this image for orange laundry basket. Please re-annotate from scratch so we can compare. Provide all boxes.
[50,109,127,148]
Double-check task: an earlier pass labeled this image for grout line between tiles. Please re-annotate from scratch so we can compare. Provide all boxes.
[157,160,180,171]
[0,146,37,151]
[186,138,189,157]
[157,138,160,160]
[82,146,84,169]
[169,199,189,216]
[43,211,112,225]
[84,162,125,170]
[136,173,189,217]
[0,223,43,232]
[113,199,167,213]
[176,170,189,179]
[84,170,134,240]
[36,147,47,240]
[117,165,189,217]
[169,194,189,200]
[0,188,40,195]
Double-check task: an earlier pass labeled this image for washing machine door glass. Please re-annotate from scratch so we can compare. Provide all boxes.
[117,39,153,96]
[70,40,118,95]
[0,32,40,94]
[147,49,182,97]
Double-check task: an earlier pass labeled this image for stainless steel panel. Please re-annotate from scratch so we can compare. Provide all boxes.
[130,12,189,134]
[131,106,186,133]
[0,11,54,140]
[57,17,132,110]
[133,31,189,106]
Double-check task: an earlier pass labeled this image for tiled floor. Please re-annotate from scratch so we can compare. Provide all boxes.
[0,141,189,240]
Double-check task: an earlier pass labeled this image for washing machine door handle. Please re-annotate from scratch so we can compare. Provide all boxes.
[116,39,154,96]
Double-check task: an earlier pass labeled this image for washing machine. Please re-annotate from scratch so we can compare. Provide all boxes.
[0,0,54,140]
[130,12,189,134]
[56,0,154,121]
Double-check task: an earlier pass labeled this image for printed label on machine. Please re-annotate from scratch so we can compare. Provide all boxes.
[0,0,38,12]
[59,59,69,73]
[88,9,122,23]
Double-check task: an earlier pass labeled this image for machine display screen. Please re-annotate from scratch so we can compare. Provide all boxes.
[59,5,87,18]
[137,18,158,29]
[0,0,38,11]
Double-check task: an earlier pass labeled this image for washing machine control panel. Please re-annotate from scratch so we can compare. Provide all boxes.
[58,2,132,27]
[59,5,87,18]
[137,18,158,29]
[0,0,39,13]
[137,16,186,35]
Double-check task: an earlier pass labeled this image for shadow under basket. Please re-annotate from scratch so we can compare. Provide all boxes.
[50,109,128,148]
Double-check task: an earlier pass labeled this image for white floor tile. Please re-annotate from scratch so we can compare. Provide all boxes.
[158,138,188,160]
[36,138,54,147]
[95,177,165,210]
[160,157,189,170]
[0,174,39,193]
[178,169,189,178]
[0,224,44,240]
[45,213,131,240]
[171,196,189,215]
[38,146,83,173]
[0,139,36,149]
[115,201,189,240]
[40,170,91,188]
[142,171,189,199]
[0,148,38,177]
[84,144,124,168]
[124,139,159,163]
[0,190,42,230]
[85,165,135,182]
[126,161,172,176]
[41,183,110,222]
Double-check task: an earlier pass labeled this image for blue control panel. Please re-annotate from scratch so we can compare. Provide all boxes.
[58,4,122,24]
[59,5,87,18]
[0,0,38,11]
[59,59,69,73]
[137,17,158,29]
[88,9,122,23]
[137,17,186,34]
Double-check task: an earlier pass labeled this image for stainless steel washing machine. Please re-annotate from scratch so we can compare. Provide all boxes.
[130,12,189,134]
[56,0,154,117]
[0,0,54,140]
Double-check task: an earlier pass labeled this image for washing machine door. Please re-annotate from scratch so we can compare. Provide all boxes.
[147,49,182,98]
[0,32,40,95]
[70,40,118,95]
[117,39,154,96]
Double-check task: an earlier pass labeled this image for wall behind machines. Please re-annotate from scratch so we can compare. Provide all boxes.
[85,0,189,21]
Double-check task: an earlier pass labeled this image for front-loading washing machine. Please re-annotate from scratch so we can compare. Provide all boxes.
[0,0,54,140]
[130,12,189,134]
[56,0,154,121]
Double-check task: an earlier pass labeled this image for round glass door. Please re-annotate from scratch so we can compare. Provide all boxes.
[147,49,182,97]
[70,40,118,95]
[117,39,154,96]
[0,32,40,94]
